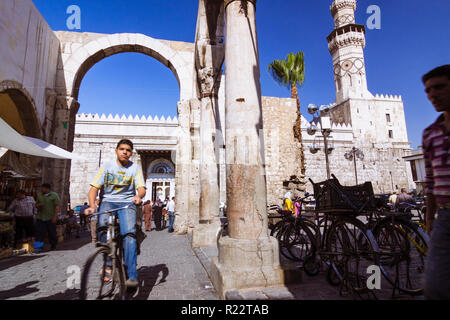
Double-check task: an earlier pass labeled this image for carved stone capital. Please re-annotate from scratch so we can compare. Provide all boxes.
[198,67,221,98]
[224,0,257,10]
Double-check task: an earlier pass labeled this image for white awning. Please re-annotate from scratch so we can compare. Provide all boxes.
[0,117,84,160]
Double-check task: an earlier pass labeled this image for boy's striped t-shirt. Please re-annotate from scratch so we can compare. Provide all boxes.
[91,160,146,203]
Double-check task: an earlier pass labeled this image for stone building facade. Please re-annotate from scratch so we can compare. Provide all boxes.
[69,113,178,206]
[1,0,416,297]
[69,94,305,216]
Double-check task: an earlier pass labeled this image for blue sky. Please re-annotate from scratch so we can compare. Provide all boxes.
[33,0,450,149]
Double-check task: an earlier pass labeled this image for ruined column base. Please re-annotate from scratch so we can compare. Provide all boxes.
[210,236,285,299]
[191,219,221,247]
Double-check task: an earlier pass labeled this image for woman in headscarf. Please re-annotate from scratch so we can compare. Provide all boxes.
[283,191,294,214]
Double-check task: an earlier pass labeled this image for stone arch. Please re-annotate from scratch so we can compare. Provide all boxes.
[60,33,193,102]
[0,80,42,138]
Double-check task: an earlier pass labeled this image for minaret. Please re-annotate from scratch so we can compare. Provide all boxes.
[328,0,370,103]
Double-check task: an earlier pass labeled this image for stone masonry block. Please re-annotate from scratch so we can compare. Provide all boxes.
[83,40,103,56]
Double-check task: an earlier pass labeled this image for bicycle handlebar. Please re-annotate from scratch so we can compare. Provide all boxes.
[398,202,420,208]
[90,204,133,217]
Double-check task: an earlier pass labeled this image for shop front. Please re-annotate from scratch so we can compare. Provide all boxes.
[0,117,83,258]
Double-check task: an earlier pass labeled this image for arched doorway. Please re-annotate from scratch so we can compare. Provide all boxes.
[145,157,175,202]
[0,81,41,139]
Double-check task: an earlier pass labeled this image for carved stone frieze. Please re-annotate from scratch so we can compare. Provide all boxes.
[330,0,357,16]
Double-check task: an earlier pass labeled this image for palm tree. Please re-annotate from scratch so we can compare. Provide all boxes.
[268,52,306,174]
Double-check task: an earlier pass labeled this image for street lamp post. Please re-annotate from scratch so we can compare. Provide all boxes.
[344,147,364,185]
[307,104,334,180]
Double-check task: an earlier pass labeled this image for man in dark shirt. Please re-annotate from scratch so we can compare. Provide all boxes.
[395,188,415,212]
[152,199,163,231]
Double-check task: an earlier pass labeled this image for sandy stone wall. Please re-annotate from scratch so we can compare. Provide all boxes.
[69,113,178,206]
[0,0,60,125]
[262,97,305,207]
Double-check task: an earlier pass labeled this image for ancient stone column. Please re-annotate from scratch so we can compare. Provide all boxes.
[210,0,283,298]
[174,100,192,235]
[191,68,222,246]
[191,0,225,246]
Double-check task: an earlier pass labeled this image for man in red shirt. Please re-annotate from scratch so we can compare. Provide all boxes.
[422,65,450,299]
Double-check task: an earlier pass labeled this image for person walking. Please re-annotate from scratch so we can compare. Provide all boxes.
[152,199,163,231]
[34,183,60,252]
[143,200,153,232]
[421,65,450,299]
[7,190,36,248]
[78,202,89,230]
[388,191,397,210]
[395,188,415,212]
[85,139,146,289]
[167,197,176,233]
[88,197,101,243]
[162,198,168,230]
[66,209,81,238]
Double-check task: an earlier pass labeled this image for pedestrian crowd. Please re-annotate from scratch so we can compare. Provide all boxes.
[7,183,61,253]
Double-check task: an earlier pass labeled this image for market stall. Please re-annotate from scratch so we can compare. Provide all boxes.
[0,153,41,257]
[0,117,84,258]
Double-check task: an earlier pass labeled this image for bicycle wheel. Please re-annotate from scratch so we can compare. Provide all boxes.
[285,220,317,262]
[303,217,330,277]
[277,224,297,261]
[326,216,380,296]
[79,247,126,300]
[373,217,428,295]
[327,263,344,286]
[270,220,285,238]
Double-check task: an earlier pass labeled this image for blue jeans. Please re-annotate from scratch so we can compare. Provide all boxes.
[168,211,175,231]
[97,202,138,281]
[425,208,450,299]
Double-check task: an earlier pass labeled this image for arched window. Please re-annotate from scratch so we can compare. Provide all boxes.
[151,163,173,174]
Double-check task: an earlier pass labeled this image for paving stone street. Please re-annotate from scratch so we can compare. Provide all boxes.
[0,222,219,300]
[0,220,425,301]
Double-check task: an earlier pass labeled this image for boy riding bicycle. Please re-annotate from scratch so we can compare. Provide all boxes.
[85,139,146,289]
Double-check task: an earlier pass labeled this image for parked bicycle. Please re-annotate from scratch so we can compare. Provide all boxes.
[368,201,429,296]
[303,175,381,299]
[268,193,317,262]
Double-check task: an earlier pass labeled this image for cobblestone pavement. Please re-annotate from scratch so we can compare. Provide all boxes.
[0,221,426,301]
[0,222,219,300]
[194,244,425,301]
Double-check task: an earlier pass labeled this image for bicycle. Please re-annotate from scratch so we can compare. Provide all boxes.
[368,202,429,296]
[281,194,318,262]
[79,204,136,300]
[267,194,317,263]
[303,176,381,299]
